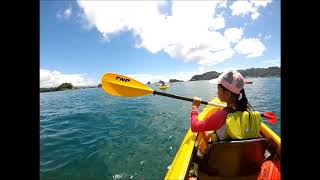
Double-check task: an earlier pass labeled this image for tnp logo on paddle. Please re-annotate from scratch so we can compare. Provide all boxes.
[116,76,130,82]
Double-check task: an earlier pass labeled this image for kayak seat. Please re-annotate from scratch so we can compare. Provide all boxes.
[204,138,268,177]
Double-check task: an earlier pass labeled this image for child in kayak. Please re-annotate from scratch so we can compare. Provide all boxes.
[190,69,260,143]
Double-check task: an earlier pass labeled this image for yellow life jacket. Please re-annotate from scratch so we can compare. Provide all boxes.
[213,111,261,141]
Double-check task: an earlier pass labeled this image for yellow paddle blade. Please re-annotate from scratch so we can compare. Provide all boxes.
[101,73,154,97]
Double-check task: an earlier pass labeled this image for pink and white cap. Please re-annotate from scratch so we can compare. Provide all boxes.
[217,70,244,95]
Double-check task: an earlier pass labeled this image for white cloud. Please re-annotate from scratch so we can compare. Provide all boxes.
[163,30,233,65]
[57,8,72,19]
[252,0,272,8]
[197,48,235,66]
[76,1,269,66]
[224,28,243,43]
[40,69,95,88]
[217,1,227,8]
[129,66,210,84]
[64,8,72,17]
[77,1,237,66]
[264,35,272,40]
[234,38,266,58]
[230,0,271,20]
[210,16,225,31]
[230,1,256,18]
[251,11,260,20]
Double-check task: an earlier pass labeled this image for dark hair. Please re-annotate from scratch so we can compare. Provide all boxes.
[218,84,253,111]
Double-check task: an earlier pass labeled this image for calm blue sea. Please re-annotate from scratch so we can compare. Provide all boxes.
[40,77,280,180]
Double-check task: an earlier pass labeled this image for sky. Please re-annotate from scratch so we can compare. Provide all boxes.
[40,0,280,88]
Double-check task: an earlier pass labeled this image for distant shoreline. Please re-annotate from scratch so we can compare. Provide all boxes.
[190,76,280,82]
[40,86,99,93]
[190,66,280,81]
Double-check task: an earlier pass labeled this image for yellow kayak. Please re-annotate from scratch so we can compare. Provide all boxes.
[160,85,169,89]
[165,97,280,180]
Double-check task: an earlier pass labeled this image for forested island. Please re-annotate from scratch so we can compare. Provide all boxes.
[190,66,280,81]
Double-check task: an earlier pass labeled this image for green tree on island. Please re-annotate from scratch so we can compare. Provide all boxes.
[57,83,73,91]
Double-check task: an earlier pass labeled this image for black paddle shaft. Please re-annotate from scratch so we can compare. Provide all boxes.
[153,91,209,105]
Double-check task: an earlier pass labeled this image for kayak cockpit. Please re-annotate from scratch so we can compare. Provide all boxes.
[186,136,280,180]
[198,138,267,178]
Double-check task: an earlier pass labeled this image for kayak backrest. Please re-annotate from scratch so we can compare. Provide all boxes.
[205,138,268,177]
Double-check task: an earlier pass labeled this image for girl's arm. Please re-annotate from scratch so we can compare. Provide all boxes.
[190,107,227,132]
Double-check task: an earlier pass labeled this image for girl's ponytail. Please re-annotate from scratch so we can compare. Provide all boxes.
[236,89,252,111]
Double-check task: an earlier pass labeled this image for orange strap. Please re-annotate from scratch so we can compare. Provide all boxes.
[257,160,281,180]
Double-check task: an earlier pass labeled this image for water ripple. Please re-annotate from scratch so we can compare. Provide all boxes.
[40,79,280,179]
